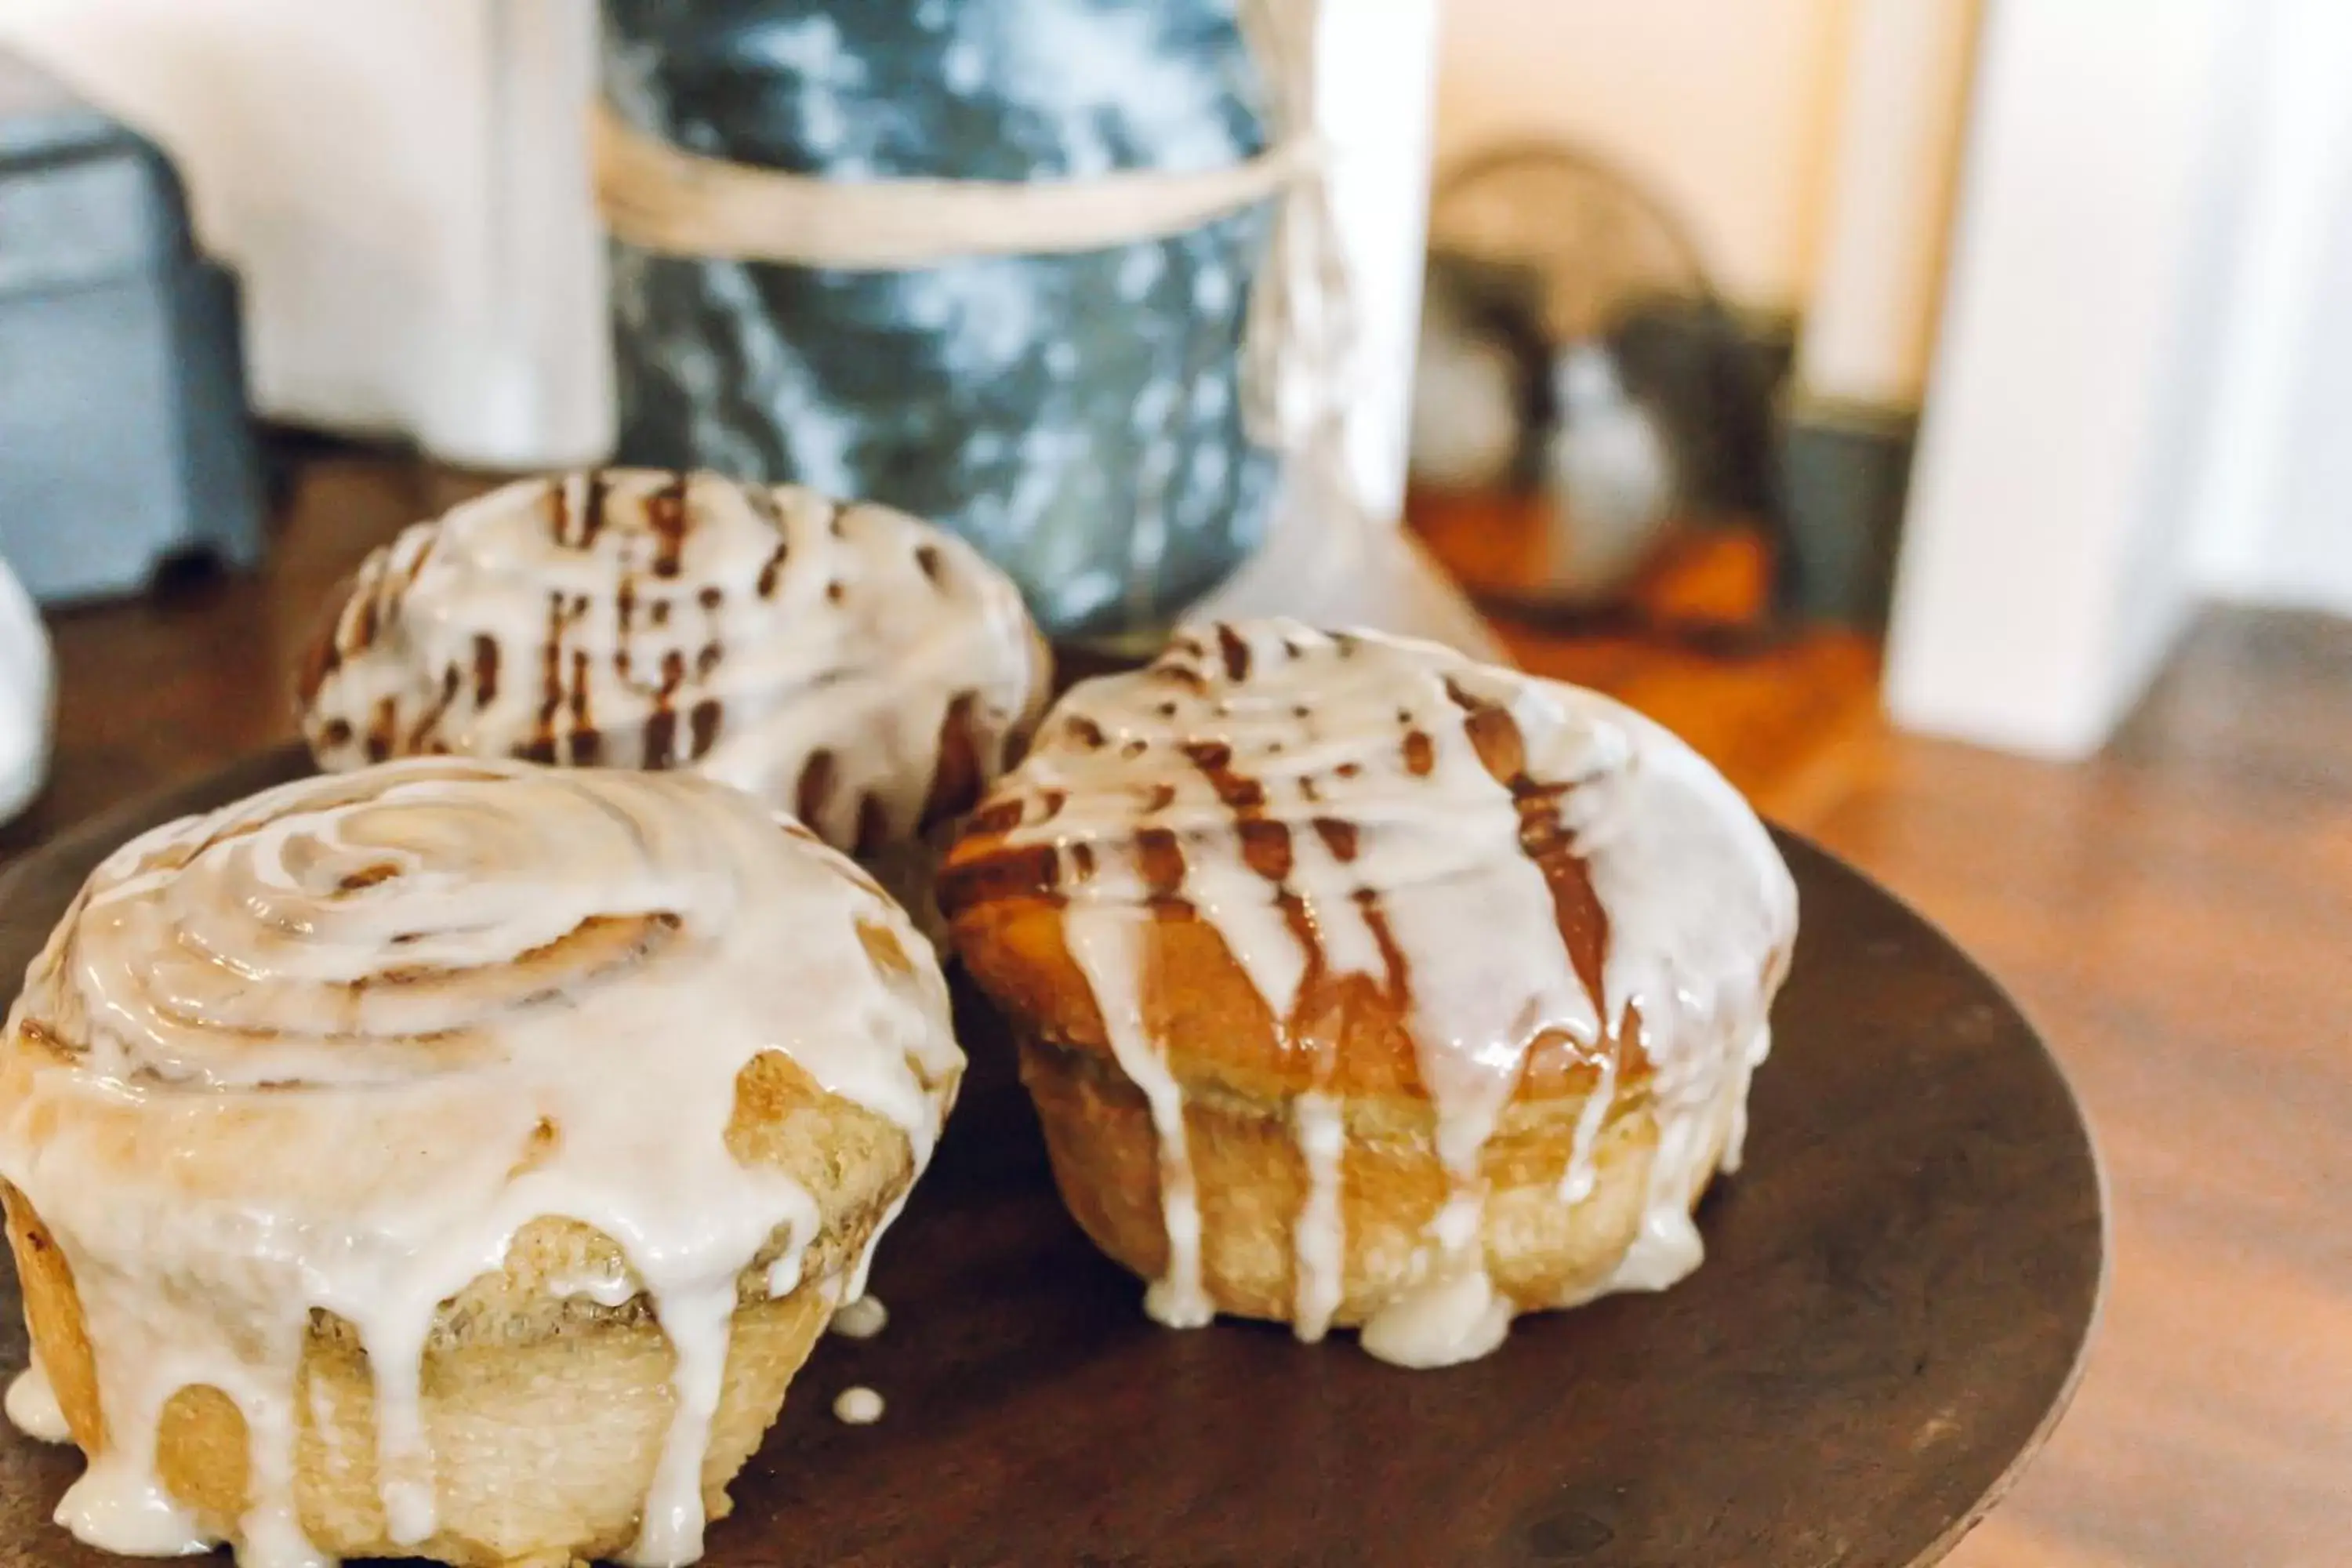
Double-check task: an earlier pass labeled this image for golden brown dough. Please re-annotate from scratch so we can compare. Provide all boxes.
[0,758,964,1566]
[943,618,1795,1367]
[295,468,1051,933]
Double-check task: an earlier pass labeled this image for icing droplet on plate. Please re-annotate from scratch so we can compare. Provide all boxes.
[829,1294,889,1340]
[832,1386,885,1425]
[1359,1264,1513,1370]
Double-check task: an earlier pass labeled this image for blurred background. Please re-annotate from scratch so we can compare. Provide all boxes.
[0,3,2343,1564]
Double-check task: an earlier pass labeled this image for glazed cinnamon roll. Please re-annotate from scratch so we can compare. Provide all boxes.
[941,619,1795,1368]
[0,759,961,1566]
[296,469,1051,929]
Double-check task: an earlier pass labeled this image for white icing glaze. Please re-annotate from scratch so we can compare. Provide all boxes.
[5,1352,69,1444]
[1359,1263,1513,1370]
[55,1450,213,1560]
[549,1261,640,1308]
[764,1250,807,1301]
[0,758,961,1566]
[1065,913,1211,1329]
[1558,1040,1620,1207]
[828,1294,889,1341]
[298,469,1049,924]
[841,1193,907,1305]
[967,618,1797,1365]
[1289,1091,1346,1344]
[830,1386,884,1425]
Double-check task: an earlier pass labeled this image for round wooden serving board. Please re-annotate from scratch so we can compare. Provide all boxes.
[0,746,2103,1568]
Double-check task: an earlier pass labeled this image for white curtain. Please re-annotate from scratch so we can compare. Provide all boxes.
[0,0,611,467]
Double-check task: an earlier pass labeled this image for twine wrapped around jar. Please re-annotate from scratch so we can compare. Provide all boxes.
[591,0,1359,558]
[597,0,1496,662]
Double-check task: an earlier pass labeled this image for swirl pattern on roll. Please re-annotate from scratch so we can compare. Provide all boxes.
[296,470,1049,862]
[58,768,688,1090]
[943,618,1796,1361]
[1,758,963,1566]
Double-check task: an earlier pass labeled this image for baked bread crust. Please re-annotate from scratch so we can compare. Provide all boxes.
[295,468,1052,929]
[2,1052,906,1566]
[942,619,1794,1364]
[0,759,963,1566]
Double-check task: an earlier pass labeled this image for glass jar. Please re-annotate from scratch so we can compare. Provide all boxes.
[601,0,1284,644]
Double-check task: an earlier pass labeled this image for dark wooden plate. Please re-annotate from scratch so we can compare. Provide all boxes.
[0,746,2103,1568]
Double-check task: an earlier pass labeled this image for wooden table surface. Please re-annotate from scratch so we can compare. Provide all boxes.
[0,746,2101,1568]
[7,441,2338,1565]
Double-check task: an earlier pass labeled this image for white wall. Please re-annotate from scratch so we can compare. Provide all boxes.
[1435,0,1851,313]
[1795,0,1980,408]
[1435,0,1980,413]
[1889,0,2352,759]
[2187,0,2352,617]
[1290,0,1444,521]
[1886,0,2264,757]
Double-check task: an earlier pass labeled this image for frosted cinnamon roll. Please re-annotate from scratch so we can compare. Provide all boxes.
[296,469,1051,929]
[941,619,1795,1369]
[0,758,961,1566]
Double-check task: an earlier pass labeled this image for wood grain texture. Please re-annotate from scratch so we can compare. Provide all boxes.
[0,438,2132,1566]
[4,441,2333,1563]
[1781,609,2352,1568]
[0,747,2100,1567]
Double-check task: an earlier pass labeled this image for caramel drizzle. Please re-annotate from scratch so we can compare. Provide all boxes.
[953,630,1612,1032]
[471,634,500,708]
[304,472,1044,884]
[647,470,691,579]
[580,466,611,547]
[1440,678,1611,1012]
[644,649,687,770]
[1188,634,1613,1243]
[523,592,592,765]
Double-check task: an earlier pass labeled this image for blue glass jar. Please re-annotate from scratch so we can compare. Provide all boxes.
[601,0,1284,642]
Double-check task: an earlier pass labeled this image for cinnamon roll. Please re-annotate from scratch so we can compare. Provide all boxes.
[941,619,1795,1369]
[296,469,1051,929]
[0,758,962,1566]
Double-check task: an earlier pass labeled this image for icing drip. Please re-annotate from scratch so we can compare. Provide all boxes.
[1359,1265,1513,1370]
[1066,913,1211,1329]
[1721,1013,1778,1175]
[1289,1092,1346,1344]
[0,759,961,1566]
[831,1387,884,1425]
[829,1295,888,1340]
[297,469,1049,917]
[55,1446,212,1560]
[841,1193,908,1305]
[5,1352,68,1444]
[627,1288,731,1568]
[953,619,1796,1364]
[1559,1040,1621,1206]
